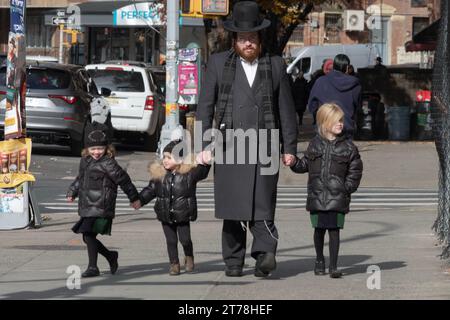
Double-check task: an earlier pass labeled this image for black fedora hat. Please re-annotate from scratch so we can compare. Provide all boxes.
[223,1,270,33]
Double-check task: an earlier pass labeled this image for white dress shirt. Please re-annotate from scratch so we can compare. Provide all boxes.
[240,57,259,87]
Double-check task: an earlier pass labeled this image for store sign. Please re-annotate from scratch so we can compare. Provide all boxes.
[113,2,166,26]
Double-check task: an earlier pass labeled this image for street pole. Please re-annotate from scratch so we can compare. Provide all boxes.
[59,24,64,64]
[159,0,184,157]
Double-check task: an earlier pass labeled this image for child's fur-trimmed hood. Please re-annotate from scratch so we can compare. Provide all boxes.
[148,154,198,180]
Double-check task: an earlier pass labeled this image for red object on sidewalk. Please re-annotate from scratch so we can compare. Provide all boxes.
[416,90,431,102]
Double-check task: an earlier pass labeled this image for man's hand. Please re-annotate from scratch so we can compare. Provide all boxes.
[67,197,74,203]
[131,200,142,210]
[282,154,296,167]
[196,150,212,165]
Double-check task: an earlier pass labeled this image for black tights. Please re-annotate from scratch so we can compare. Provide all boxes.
[314,228,340,268]
[82,232,112,268]
[162,222,193,264]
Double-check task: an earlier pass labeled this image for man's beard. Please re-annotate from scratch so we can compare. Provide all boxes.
[235,44,260,62]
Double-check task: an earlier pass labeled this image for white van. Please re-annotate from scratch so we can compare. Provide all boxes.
[287,44,379,81]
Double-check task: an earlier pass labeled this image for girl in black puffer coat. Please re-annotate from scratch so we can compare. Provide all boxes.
[291,103,363,278]
[67,122,140,278]
[134,140,210,275]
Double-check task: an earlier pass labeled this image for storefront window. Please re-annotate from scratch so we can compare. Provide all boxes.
[26,15,55,48]
[89,27,157,64]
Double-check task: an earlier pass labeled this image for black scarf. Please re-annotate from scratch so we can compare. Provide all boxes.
[215,49,276,131]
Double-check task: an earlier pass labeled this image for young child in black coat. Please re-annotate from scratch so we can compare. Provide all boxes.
[290,103,363,278]
[133,140,210,275]
[67,122,140,278]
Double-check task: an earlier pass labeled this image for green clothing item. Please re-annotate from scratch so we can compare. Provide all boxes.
[310,211,345,229]
[92,218,112,235]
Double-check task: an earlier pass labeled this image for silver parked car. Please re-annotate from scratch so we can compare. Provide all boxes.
[0,62,96,155]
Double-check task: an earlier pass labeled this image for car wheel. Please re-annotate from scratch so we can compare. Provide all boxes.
[70,139,83,156]
[143,111,164,152]
[143,132,158,152]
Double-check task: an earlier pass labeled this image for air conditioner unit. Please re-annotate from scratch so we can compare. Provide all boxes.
[344,10,365,31]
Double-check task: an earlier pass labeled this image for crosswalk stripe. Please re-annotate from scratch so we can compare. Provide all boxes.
[43,186,438,214]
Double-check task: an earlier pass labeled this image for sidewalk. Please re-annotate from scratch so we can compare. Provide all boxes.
[0,118,448,300]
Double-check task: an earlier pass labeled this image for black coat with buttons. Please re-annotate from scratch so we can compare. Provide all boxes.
[139,162,210,224]
[196,51,298,221]
[67,154,139,219]
[291,134,363,214]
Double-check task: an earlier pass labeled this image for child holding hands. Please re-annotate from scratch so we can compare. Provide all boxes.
[67,122,140,277]
[291,103,363,278]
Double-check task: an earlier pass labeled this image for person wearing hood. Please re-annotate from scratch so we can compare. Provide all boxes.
[308,54,362,137]
[134,140,211,275]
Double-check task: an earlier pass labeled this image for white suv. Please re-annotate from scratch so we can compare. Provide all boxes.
[85,61,164,150]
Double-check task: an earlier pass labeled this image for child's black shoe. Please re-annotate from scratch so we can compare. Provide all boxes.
[314,260,326,275]
[329,267,342,278]
[82,267,100,278]
[108,251,119,275]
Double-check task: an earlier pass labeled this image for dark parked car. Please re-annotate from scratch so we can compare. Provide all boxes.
[0,62,99,155]
[0,54,6,67]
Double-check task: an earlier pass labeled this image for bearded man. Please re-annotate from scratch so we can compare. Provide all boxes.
[196,1,298,277]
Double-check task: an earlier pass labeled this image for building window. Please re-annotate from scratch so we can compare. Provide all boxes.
[290,24,304,43]
[413,17,429,36]
[411,0,427,7]
[26,15,54,48]
[325,13,341,43]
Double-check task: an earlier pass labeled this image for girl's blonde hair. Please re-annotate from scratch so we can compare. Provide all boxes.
[316,103,345,138]
[81,144,116,158]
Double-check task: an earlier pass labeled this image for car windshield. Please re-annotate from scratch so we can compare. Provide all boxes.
[27,68,71,89]
[87,69,145,92]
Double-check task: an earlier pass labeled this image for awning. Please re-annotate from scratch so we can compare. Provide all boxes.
[405,41,436,52]
[404,18,439,52]
[413,18,440,44]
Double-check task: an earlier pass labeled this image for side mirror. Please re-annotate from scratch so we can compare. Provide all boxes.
[101,87,111,97]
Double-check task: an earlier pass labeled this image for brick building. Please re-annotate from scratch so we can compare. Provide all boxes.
[286,0,440,65]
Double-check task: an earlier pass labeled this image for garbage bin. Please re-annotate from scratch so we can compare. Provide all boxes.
[415,90,433,141]
[387,106,411,141]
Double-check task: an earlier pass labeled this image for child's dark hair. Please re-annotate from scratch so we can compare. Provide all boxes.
[81,144,116,158]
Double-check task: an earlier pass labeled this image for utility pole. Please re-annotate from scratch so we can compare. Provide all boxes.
[159,0,184,157]
[59,24,64,64]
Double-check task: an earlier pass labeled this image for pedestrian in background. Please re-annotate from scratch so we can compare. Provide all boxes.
[290,68,309,127]
[290,103,363,278]
[67,121,140,278]
[133,140,210,275]
[308,54,362,137]
[305,59,334,125]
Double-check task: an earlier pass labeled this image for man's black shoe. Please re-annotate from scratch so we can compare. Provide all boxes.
[82,267,100,278]
[256,252,276,274]
[225,266,243,277]
[254,267,269,277]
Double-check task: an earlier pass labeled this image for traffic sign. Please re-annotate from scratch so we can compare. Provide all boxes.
[52,17,67,25]
[202,0,229,15]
